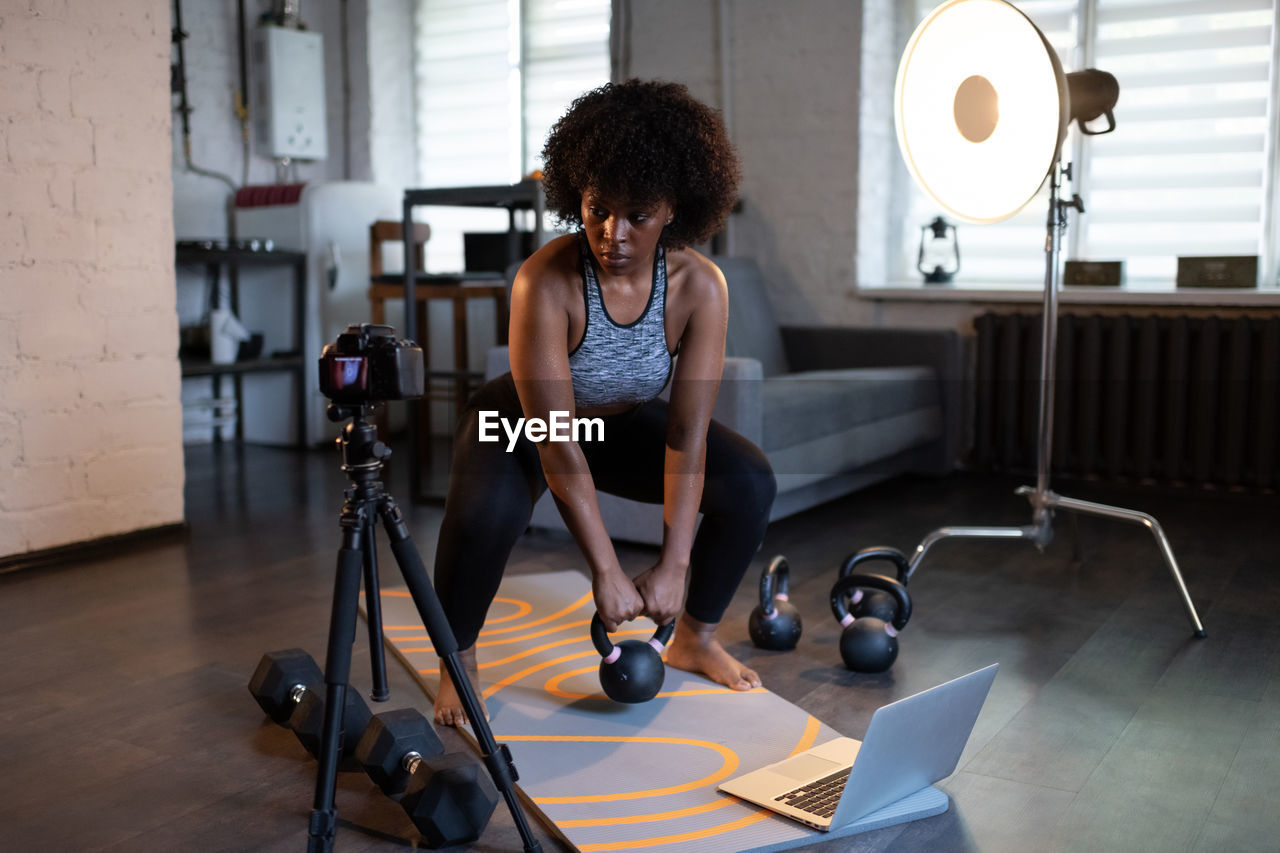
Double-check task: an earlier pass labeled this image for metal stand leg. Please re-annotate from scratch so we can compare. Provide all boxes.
[902,161,1207,639]
[1037,490,1205,637]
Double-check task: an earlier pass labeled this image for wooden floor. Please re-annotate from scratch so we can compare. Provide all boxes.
[2,441,1277,852]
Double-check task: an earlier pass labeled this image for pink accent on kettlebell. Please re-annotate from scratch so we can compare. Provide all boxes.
[775,593,789,601]
[885,624,899,638]
[840,614,855,627]
[850,589,864,605]
[603,647,622,664]
[648,638,667,654]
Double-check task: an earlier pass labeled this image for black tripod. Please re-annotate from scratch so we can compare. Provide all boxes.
[307,404,542,853]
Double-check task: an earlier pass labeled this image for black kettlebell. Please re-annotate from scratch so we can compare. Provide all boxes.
[748,556,802,650]
[838,547,910,624]
[590,613,676,704]
[829,573,912,673]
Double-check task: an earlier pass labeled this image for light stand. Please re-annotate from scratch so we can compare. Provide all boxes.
[888,0,1205,638]
[901,161,1206,638]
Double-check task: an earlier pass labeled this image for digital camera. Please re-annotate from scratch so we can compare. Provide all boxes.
[318,324,425,404]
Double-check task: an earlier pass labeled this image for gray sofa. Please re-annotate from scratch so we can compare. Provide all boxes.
[485,256,962,545]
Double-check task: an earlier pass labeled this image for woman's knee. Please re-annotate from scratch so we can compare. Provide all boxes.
[739,450,777,522]
[705,442,776,524]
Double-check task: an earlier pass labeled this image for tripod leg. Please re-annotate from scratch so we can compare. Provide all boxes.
[362,513,390,702]
[377,498,544,853]
[307,519,367,853]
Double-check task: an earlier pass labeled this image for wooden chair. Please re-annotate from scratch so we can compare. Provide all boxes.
[366,220,509,441]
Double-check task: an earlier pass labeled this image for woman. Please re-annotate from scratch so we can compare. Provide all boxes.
[432,79,776,726]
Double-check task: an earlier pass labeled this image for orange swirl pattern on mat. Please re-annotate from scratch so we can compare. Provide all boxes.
[499,715,823,849]
[543,665,769,701]
[508,735,740,802]
[393,619,592,652]
[478,590,594,636]
[412,631,651,676]
[377,594,530,630]
[378,587,824,849]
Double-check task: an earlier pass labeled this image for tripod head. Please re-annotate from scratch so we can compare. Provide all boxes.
[327,403,392,484]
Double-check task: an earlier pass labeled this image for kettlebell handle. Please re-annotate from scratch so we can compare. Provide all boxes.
[830,573,912,632]
[758,555,791,616]
[839,547,909,583]
[590,613,676,663]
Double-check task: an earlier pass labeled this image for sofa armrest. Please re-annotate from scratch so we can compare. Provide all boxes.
[710,357,763,447]
[780,326,964,472]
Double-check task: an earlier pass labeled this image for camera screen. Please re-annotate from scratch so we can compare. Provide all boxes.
[325,356,368,392]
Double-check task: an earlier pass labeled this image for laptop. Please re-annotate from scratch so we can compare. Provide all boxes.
[718,663,998,830]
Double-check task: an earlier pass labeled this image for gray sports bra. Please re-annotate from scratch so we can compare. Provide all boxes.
[567,234,674,409]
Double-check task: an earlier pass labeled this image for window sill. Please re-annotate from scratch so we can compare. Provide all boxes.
[857,284,1280,307]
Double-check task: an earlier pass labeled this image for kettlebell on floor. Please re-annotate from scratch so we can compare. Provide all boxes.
[830,573,912,673]
[838,546,911,624]
[748,555,803,651]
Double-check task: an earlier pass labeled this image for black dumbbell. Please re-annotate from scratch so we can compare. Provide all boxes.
[838,547,910,623]
[247,648,372,766]
[401,751,500,848]
[355,707,445,797]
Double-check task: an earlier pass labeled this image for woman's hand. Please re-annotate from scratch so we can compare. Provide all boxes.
[633,561,688,628]
[593,568,645,633]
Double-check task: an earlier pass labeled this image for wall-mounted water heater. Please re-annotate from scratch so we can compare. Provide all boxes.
[253,25,328,160]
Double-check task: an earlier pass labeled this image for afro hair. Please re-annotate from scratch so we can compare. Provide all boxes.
[540,79,741,250]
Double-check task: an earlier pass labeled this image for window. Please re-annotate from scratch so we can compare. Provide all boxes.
[413,0,611,272]
[895,0,1279,289]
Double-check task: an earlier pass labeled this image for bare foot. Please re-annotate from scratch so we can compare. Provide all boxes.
[432,646,490,727]
[664,612,762,691]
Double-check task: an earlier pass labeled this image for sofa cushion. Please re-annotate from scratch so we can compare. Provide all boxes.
[713,256,790,378]
[768,408,943,492]
[761,366,939,452]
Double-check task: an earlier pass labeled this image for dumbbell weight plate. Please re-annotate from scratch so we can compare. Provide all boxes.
[401,751,499,849]
[355,707,445,797]
[248,648,324,725]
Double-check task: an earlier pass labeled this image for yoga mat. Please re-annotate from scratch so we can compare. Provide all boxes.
[370,570,948,852]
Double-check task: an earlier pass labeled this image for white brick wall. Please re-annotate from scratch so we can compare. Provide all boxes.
[0,0,185,559]
[628,0,862,325]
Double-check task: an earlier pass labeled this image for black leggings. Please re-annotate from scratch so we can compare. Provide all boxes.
[433,373,777,649]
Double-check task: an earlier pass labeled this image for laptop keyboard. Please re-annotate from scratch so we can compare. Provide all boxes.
[774,767,851,819]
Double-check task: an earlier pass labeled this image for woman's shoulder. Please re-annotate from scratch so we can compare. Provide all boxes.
[512,233,583,306]
[666,247,728,303]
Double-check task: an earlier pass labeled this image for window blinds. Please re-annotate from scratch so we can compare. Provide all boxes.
[413,0,610,271]
[1079,0,1276,283]
[523,0,612,174]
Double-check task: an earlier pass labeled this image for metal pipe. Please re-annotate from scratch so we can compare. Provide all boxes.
[907,525,1038,579]
[1035,161,1063,502]
[1048,493,1206,637]
[717,0,734,255]
[172,0,238,237]
[236,0,251,186]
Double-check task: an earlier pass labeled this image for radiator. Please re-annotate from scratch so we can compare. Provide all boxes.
[972,312,1280,490]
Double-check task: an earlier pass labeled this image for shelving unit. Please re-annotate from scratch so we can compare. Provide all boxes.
[398,179,545,501]
[176,244,308,449]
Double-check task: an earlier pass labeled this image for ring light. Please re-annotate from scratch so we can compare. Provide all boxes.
[894,0,1067,223]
